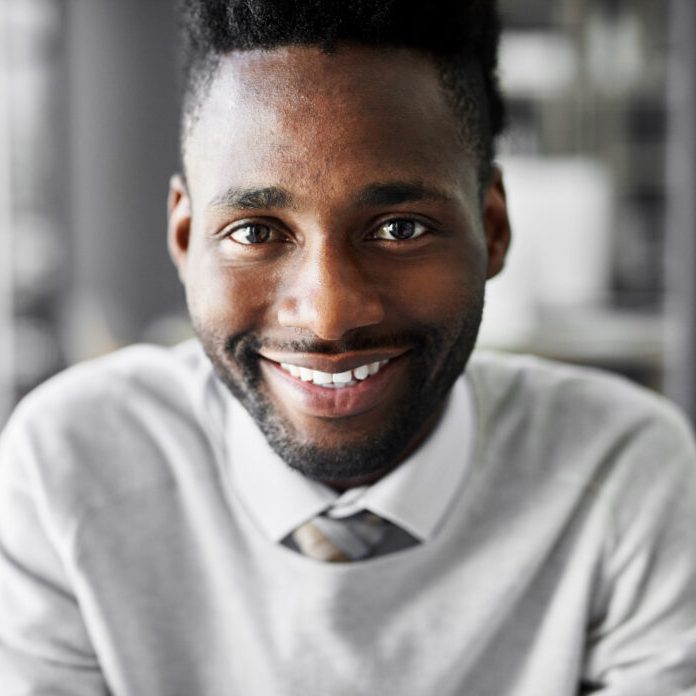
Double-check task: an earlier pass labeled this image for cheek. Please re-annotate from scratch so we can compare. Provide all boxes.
[185,254,277,334]
[382,250,486,326]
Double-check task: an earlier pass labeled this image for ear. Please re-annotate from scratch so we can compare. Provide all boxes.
[482,165,511,280]
[167,173,192,283]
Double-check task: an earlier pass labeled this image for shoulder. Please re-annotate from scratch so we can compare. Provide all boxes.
[466,350,696,488]
[13,340,206,415]
[0,340,225,537]
[468,350,690,434]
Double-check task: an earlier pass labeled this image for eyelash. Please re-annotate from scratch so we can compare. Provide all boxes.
[224,222,282,245]
[221,217,431,246]
[369,219,428,242]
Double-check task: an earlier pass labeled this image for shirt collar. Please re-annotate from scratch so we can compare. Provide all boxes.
[226,374,476,543]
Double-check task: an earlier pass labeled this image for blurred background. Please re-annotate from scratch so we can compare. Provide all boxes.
[1,0,695,426]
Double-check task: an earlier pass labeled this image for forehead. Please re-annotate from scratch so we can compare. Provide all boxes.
[184,45,477,207]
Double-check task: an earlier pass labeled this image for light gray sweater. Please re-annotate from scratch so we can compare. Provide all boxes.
[0,342,695,695]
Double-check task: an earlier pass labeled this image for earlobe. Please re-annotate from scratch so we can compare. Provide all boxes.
[483,165,511,280]
[167,173,192,283]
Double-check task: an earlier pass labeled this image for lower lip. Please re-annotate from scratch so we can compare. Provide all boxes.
[259,356,406,418]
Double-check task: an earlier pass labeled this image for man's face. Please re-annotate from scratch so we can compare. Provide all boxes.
[169,45,510,487]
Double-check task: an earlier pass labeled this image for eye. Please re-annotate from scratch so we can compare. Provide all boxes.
[226,223,276,245]
[373,219,427,241]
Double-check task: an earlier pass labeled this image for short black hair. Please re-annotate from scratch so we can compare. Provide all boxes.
[179,0,505,185]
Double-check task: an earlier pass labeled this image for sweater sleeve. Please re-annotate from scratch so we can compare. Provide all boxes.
[0,411,109,696]
[581,407,696,695]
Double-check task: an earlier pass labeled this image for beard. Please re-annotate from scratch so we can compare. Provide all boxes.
[194,293,484,485]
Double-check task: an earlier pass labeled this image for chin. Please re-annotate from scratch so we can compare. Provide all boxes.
[193,302,483,483]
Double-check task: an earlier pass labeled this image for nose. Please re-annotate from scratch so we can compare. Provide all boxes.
[276,241,385,340]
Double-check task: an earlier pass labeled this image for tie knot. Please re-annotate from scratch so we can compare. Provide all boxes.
[286,510,417,562]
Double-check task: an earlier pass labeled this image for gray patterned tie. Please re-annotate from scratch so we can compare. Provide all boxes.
[286,510,418,562]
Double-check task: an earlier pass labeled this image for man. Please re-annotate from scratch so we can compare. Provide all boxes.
[1,1,695,694]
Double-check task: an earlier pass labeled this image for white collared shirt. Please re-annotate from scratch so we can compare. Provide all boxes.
[227,375,476,543]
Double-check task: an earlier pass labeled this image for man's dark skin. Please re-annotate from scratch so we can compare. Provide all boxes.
[168,45,511,489]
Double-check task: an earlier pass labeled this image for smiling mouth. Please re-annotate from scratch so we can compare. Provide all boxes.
[276,359,390,388]
[257,350,409,419]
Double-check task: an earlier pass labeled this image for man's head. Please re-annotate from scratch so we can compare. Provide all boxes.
[178,0,506,189]
[168,0,511,488]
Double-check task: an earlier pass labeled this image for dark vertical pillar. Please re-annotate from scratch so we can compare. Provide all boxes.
[0,2,12,423]
[65,0,184,359]
[665,0,696,423]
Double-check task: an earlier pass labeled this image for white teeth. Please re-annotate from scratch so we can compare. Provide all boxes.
[312,370,332,385]
[353,364,369,380]
[278,358,390,386]
[281,363,301,378]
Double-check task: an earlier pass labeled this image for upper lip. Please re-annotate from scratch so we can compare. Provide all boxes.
[257,348,409,374]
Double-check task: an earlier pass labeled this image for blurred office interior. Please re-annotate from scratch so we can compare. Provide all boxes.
[1,0,695,426]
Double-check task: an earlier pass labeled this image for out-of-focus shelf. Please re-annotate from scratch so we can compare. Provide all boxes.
[479,307,665,389]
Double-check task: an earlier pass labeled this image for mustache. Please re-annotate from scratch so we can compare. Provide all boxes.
[224,327,435,359]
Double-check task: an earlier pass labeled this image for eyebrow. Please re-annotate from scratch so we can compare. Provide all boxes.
[356,181,456,206]
[208,186,293,210]
[207,180,455,211]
